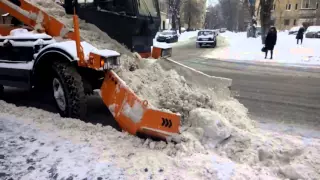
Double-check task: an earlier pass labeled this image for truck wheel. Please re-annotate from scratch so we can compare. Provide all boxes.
[51,62,87,119]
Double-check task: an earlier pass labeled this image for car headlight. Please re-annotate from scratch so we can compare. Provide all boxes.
[102,56,120,70]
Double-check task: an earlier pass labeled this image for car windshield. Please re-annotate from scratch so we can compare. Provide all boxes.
[137,0,159,17]
[198,31,213,36]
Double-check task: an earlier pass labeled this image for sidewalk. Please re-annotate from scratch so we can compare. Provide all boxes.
[202,32,320,67]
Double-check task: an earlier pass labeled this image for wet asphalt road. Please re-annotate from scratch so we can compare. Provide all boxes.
[2,38,320,136]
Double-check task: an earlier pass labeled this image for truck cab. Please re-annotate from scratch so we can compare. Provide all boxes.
[65,0,161,58]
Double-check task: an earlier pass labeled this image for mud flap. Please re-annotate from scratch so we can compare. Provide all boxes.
[100,71,180,140]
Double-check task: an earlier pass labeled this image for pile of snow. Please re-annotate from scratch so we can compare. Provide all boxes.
[203,32,320,67]
[178,30,199,42]
[2,1,318,179]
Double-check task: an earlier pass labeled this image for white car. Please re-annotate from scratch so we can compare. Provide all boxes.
[196,30,217,48]
[289,26,300,35]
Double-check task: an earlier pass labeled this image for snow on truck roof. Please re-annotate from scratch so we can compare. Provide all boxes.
[0,28,52,39]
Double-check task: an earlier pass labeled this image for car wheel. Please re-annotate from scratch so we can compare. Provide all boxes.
[51,62,87,119]
[196,43,200,48]
[212,41,217,48]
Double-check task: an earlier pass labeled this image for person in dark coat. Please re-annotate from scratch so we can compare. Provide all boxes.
[264,26,277,59]
[296,27,305,45]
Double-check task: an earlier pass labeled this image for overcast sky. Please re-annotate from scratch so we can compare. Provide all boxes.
[207,0,218,7]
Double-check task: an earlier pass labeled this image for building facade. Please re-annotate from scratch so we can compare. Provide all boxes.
[255,0,320,30]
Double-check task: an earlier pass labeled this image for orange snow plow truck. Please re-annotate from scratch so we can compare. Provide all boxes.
[0,0,180,140]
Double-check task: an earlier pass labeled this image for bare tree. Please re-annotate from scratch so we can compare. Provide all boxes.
[167,0,185,33]
[183,0,205,29]
[259,0,274,44]
[218,0,242,31]
[205,4,224,29]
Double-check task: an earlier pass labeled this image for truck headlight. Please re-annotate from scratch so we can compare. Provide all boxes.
[102,56,120,70]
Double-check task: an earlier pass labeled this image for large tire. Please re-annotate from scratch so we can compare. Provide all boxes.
[51,62,87,119]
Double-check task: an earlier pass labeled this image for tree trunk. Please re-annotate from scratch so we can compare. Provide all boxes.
[260,0,274,44]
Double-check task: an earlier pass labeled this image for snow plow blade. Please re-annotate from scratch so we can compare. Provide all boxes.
[100,71,181,140]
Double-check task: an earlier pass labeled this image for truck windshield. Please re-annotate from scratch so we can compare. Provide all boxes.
[198,31,213,36]
[137,0,159,17]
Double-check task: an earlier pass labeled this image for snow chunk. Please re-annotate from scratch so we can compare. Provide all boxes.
[121,101,145,123]
[187,108,232,147]
[108,104,117,116]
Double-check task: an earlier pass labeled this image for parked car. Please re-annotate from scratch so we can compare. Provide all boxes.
[196,29,217,48]
[247,25,261,38]
[305,26,320,38]
[288,26,300,35]
[220,28,227,33]
[156,30,179,43]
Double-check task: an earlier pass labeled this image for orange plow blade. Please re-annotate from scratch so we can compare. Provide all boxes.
[100,71,181,140]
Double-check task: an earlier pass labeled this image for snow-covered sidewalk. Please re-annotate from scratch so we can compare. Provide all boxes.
[203,32,320,67]
[1,100,320,180]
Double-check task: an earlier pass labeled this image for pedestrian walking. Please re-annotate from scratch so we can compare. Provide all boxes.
[296,26,305,45]
[264,26,277,59]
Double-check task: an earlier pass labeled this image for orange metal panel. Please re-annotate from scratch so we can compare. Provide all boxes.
[100,71,180,140]
[139,52,151,58]
[0,0,76,39]
[0,24,15,35]
[152,47,162,59]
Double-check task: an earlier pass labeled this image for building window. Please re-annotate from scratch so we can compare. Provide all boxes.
[273,4,276,10]
[295,3,298,10]
[317,3,319,9]
[284,19,290,25]
[305,3,309,8]
[286,4,288,10]
[293,19,297,25]
[288,4,291,10]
